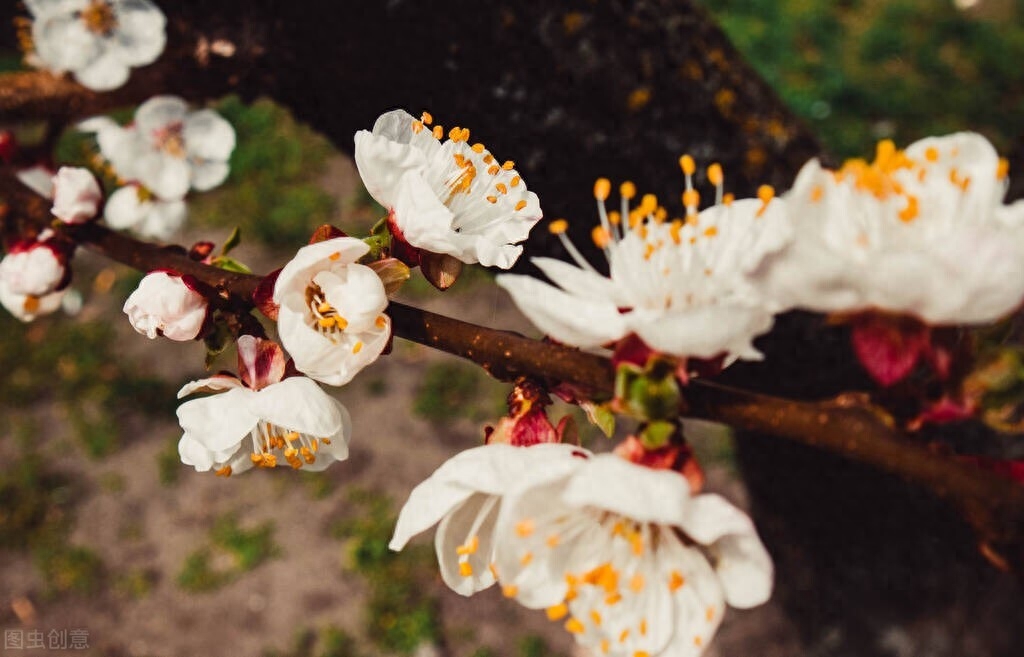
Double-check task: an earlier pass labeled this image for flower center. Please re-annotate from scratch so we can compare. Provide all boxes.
[306,282,349,337]
[153,123,187,158]
[247,420,331,471]
[409,110,531,221]
[80,1,118,36]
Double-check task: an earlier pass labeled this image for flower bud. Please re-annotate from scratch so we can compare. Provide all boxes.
[0,241,66,297]
[123,271,208,341]
[51,167,102,224]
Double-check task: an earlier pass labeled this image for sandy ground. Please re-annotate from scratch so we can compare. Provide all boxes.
[0,154,801,657]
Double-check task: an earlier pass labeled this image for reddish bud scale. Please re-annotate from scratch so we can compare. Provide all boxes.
[386,212,421,267]
[849,312,932,387]
[614,435,704,493]
[252,268,282,321]
[308,224,349,244]
[0,130,16,164]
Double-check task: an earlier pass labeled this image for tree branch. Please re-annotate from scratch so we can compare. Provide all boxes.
[2,167,1022,575]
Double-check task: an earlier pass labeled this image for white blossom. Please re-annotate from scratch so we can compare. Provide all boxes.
[26,0,166,91]
[494,453,773,657]
[756,133,1024,325]
[80,95,236,200]
[0,241,66,298]
[104,183,186,239]
[354,109,542,269]
[497,163,791,362]
[390,443,591,596]
[177,336,351,476]
[123,271,207,341]
[273,237,391,387]
[0,284,65,322]
[51,166,102,224]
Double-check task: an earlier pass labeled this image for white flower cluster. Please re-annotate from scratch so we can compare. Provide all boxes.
[81,95,236,240]
[391,444,773,657]
[25,0,166,91]
[497,133,1024,372]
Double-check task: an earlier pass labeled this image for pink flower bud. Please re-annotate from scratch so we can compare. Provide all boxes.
[51,167,103,224]
[123,271,208,341]
[0,241,66,297]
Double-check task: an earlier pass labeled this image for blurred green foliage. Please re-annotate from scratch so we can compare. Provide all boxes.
[0,312,176,456]
[703,0,1024,157]
[264,626,364,657]
[190,96,337,248]
[414,361,507,424]
[331,488,440,655]
[178,514,280,592]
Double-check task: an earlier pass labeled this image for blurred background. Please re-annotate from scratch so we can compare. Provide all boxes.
[1,1,1023,656]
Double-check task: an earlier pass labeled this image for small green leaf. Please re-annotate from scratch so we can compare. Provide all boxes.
[210,256,252,274]
[581,402,616,438]
[639,420,676,450]
[220,226,242,256]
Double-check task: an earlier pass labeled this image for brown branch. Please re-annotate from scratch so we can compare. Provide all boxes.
[2,167,1022,575]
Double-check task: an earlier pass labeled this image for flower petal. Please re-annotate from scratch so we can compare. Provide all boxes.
[176,386,256,452]
[184,109,236,162]
[250,376,346,438]
[496,274,627,348]
[562,454,692,526]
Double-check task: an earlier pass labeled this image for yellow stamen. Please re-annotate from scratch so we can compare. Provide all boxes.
[592,226,611,249]
[546,534,561,548]
[502,160,515,170]
[546,604,568,620]
[590,610,603,626]
[375,315,387,329]
[411,120,424,134]
[594,178,612,201]
[723,192,735,205]
[496,183,508,194]
[520,551,533,565]
[924,146,939,162]
[620,181,637,200]
[705,605,716,621]
[703,225,718,238]
[638,618,647,636]
[352,341,363,354]
[486,195,498,204]
[608,210,621,226]
[421,111,433,125]
[810,185,824,202]
[215,466,232,477]
[456,535,480,556]
[511,175,521,187]
[471,143,485,153]
[679,154,696,176]
[668,570,685,591]
[898,195,919,223]
[997,157,1010,180]
[502,585,519,598]
[459,561,473,577]
[433,125,444,139]
[548,219,569,235]
[564,618,585,634]
[682,189,700,210]
[707,162,723,186]
[629,573,645,592]
[514,199,528,211]
[516,519,535,537]
[605,592,622,605]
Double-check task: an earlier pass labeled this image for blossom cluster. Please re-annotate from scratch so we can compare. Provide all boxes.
[7,92,1024,657]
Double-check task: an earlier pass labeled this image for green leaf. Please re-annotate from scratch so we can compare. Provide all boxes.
[220,226,242,256]
[581,402,616,438]
[210,256,252,274]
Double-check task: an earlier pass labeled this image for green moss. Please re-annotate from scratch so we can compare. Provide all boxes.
[703,0,1024,158]
[263,626,364,657]
[413,361,506,424]
[34,543,104,596]
[189,96,337,248]
[332,489,440,655]
[178,514,281,592]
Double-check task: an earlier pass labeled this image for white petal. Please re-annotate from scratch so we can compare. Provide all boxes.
[252,377,347,438]
[176,386,256,452]
[562,454,692,526]
[108,0,166,66]
[73,48,131,91]
[178,435,217,471]
[496,274,626,347]
[137,198,187,240]
[104,186,146,230]
[273,237,371,306]
[135,151,190,200]
[135,95,188,136]
[532,257,619,301]
[629,304,773,360]
[184,109,236,162]
[190,161,230,192]
[32,12,99,72]
[177,375,244,399]
[300,399,352,472]
[390,482,477,551]
[435,494,500,595]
